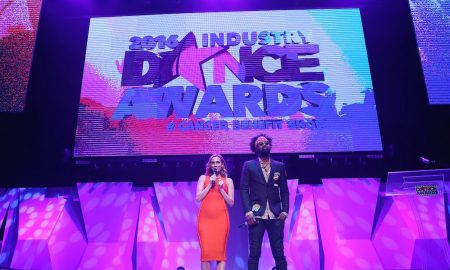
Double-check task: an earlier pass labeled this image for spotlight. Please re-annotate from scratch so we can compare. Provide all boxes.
[366,154,383,159]
[75,160,90,165]
[419,156,435,165]
[299,154,315,159]
[142,158,158,163]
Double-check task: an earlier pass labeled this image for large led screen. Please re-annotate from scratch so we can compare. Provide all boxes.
[409,0,450,104]
[75,9,382,157]
[0,0,43,112]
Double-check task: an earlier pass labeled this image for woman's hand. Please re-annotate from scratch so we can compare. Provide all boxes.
[210,174,217,186]
[219,178,234,207]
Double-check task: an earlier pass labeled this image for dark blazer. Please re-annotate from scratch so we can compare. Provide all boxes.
[240,158,289,217]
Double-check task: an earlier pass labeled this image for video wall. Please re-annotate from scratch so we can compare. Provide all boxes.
[74,9,382,157]
[0,0,43,112]
[409,0,450,104]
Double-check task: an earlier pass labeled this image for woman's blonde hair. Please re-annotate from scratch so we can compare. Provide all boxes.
[205,154,228,178]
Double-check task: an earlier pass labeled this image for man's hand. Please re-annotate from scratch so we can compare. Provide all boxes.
[246,212,257,225]
[278,212,288,221]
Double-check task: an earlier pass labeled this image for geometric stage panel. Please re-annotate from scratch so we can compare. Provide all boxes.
[0,179,448,269]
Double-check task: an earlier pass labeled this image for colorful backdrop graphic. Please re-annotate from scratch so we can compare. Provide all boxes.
[409,0,450,105]
[75,9,382,157]
[0,0,43,112]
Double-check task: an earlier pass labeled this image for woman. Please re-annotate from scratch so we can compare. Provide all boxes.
[196,154,235,270]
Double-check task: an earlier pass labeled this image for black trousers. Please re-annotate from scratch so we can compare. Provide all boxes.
[248,218,287,270]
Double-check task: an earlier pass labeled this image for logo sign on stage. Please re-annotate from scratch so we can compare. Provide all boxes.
[75,9,382,156]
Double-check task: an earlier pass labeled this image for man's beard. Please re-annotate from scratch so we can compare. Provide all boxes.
[256,147,270,158]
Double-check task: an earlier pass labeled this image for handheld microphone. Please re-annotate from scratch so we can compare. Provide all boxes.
[211,168,218,186]
[238,221,249,228]
[239,219,260,228]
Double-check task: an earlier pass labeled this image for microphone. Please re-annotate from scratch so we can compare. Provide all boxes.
[238,219,260,228]
[211,168,217,186]
[238,221,248,228]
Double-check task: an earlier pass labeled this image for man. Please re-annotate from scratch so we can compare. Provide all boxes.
[240,134,289,270]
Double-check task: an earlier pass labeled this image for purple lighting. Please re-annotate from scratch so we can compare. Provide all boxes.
[0,180,448,269]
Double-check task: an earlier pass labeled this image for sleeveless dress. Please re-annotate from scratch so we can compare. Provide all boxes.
[197,175,230,261]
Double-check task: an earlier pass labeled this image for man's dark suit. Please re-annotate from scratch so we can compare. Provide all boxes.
[240,158,289,270]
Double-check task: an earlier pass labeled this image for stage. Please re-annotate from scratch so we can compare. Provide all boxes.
[1,0,450,269]
[1,178,449,269]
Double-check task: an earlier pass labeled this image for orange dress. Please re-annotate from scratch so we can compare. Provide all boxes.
[197,176,230,261]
